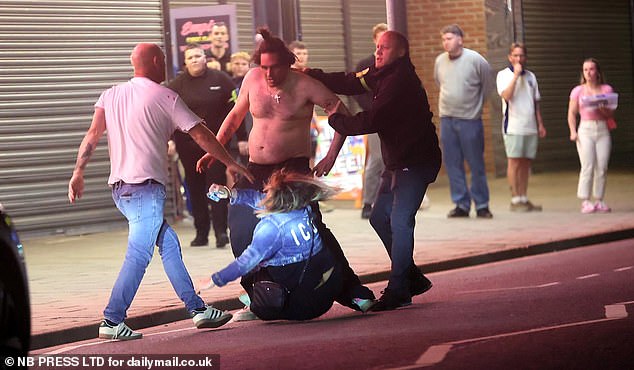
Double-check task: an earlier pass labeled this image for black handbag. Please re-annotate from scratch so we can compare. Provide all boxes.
[250,280,290,320]
[250,221,315,320]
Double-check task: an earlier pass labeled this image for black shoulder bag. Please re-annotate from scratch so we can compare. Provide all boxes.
[250,222,315,320]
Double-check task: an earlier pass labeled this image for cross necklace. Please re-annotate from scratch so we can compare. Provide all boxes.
[267,85,282,104]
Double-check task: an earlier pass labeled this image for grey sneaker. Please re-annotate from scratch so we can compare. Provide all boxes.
[99,320,142,340]
[510,202,529,212]
[525,201,542,212]
[352,298,377,313]
[192,306,232,329]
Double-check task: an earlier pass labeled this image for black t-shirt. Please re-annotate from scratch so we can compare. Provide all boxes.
[206,49,231,73]
[168,69,234,134]
[168,68,247,147]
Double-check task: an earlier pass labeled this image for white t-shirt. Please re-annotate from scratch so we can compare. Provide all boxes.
[496,68,541,135]
[96,77,201,185]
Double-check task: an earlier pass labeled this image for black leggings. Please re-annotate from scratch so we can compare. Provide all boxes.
[249,247,343,321]
[228,158,375,306]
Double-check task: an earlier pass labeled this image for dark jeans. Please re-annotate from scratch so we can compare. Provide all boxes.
[175,137,228,239]
[369,165,435,298]
[229,158,375,305]
[248,247,343,321]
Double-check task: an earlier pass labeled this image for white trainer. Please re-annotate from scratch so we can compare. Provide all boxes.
[99,320,142,340]
[192,306,233,329]
[233,306,259,322]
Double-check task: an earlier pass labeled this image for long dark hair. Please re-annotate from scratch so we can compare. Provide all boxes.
[252,28,297,67]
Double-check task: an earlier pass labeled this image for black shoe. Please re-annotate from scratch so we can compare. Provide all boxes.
[370,289,412,312]
[447,206,469,218]
[215,233,229,248]
[190,235,208,247]
[409,274,433,297]
[476,207,493,219]
[361,203,372,219]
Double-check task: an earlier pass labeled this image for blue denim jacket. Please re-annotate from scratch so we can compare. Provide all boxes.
[212,189,323,287]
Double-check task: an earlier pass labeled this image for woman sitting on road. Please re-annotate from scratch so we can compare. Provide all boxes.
[199,170,375,320]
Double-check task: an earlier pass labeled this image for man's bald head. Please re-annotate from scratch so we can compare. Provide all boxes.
[375,31,409,69]
[130,43,166,83]
[382,31,409,57]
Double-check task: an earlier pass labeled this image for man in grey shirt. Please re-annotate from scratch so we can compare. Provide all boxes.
[434,24,493,219]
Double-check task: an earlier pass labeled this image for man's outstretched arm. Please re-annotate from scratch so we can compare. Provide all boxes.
[189,124,254,183]
[307,77,351,176]
[197,70,253,172]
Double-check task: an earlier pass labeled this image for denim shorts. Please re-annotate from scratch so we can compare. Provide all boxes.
[504,134,538,159]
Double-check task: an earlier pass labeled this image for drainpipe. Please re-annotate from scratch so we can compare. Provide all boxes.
[386,0,408,36]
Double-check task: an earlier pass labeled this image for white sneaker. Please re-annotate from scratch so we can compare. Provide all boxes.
[99,320,142,340]
[192,306,233,329]
[233,306,259,322]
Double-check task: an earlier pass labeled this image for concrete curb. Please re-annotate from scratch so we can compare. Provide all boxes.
[30,228,634,350]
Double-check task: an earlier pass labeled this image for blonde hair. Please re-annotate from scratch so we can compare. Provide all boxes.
[257,170,339,216]
[373,23,388,39]
[230,51,250,63]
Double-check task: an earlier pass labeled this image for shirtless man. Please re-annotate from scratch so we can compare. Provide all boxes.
[198,29,375,315]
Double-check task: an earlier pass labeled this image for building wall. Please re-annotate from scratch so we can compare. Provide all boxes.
[407,0,497,177]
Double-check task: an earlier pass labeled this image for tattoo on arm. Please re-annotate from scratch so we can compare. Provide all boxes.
[76,142,95,171]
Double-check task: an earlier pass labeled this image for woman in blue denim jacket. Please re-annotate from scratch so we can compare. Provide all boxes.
[201,170,373,320]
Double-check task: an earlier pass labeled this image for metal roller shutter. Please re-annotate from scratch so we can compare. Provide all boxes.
[299,0,346,73]
[522,0,634,171]
[300,0,384,115]
[348,0,386,71]
[0,1,164,236]
[347,0,386,113]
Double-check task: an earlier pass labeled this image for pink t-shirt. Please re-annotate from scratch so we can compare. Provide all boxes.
[570,84,614,120]
[96,77,201,186]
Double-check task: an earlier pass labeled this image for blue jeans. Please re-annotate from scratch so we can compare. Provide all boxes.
[440,117,490,210]
[104,182,204,324]
[369,165,434,297]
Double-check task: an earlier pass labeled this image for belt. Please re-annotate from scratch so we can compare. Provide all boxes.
[112,179,161,188]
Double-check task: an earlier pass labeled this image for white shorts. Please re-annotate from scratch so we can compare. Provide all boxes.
[504,134,538,159]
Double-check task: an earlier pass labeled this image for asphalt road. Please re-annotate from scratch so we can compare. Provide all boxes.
[31,239,634,370]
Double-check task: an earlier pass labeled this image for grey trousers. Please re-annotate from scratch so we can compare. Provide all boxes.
[362,133,385,205]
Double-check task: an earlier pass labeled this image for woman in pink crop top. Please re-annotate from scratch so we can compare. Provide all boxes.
[567,58,616,214]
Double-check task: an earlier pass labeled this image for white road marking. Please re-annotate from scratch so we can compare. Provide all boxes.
[614,266,633,272]
[416,344,453,366]
[536,282,561,288]
[144,326,196,337]
[577,273,600,280]
[458,281,560,294]
[43,340,110,354]
[394,302,630,369]
[605,304,628,319]
[40,318,228,354]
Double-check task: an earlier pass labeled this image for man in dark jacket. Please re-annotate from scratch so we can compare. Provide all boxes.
[168,43,247,248]
[306,31,441,311]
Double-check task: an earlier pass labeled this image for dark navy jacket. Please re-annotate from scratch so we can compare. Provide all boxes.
[307,56,441,176]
